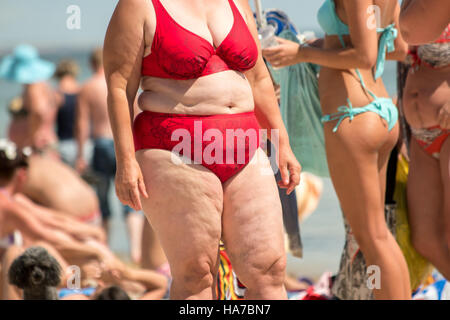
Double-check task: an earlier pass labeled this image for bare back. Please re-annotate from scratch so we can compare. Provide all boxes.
[22,155,99,219]
[138,0,255,115]
[319,0,398,113]
[80,73,113,139]
[23,82,59,149]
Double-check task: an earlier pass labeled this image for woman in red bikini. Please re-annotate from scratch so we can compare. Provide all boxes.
[403,24,450,280]
[103,0,301,300]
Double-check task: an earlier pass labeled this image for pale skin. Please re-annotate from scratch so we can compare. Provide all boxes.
[400,0,450,45]
[263,0,411,299]
[403,60,450,279]
[104,0,301,299]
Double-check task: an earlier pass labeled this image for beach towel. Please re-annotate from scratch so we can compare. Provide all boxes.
[275,30,329,177]
[216,245,245,300]
[395,155,434,291]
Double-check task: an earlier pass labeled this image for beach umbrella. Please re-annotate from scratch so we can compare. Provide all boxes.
[253,0,265,28]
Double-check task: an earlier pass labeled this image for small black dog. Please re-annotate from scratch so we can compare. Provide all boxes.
[8,246,62,300]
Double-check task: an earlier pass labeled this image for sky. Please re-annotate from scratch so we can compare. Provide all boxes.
[0,0,323,53]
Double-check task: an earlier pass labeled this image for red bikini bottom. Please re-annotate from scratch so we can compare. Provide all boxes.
[133,111,262,183]
[411,125,450,159]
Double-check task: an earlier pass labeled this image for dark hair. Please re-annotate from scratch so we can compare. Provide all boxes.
[0,141,30,182]
[94,286,131,300]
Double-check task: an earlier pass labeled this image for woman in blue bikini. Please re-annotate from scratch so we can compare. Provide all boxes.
[264,0,410,299]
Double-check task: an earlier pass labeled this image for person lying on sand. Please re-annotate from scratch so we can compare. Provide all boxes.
[21,154,102,225]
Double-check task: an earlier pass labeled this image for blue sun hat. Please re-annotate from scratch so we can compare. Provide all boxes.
[0,44,55,84]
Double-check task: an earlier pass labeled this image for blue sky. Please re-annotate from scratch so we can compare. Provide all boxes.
[0,0,323,53]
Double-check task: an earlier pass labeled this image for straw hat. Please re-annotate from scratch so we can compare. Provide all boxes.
[0,44,55,84]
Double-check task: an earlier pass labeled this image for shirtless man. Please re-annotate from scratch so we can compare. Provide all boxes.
[21,154,101,225]
[75,49,142,247]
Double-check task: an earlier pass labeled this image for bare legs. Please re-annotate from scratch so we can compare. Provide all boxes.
[137,148,286,300]
[222,149,287,300]
[324,113,411,299]
[126,211,145,264]
[408,138,450,280]
[141,221,168,271]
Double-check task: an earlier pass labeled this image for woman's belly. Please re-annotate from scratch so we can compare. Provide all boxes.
[403,65,450,129]
[138,71,255,115]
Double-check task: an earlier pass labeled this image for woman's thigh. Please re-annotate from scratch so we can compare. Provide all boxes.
[377,123,399,202]
[136,149,224,275]
[323,114,390,241]
[221,149,285,278]
[439,137,450,240]
[408,139,444,239]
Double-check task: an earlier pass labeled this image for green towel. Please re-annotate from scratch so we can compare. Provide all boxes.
[272,30,329,177]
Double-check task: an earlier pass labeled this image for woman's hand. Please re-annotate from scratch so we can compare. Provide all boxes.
[262,37,302,68]
[75,156,88,174]
[102,256,128,283]
[115,158,149,211]
[438,101,450,129]
[277,144,302,195]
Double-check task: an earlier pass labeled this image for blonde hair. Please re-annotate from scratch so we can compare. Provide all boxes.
[90,48,103,70]
[54,60,80,79]
[8,97,27,118]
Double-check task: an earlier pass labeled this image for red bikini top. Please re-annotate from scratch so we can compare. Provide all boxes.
[435,24,450,43]
[142,0,258,80]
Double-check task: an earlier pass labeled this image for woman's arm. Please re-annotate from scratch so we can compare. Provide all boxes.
[123,267,168,298]
[400,0,450,45]
[4,204,103,261]
[101,255,168,300]
[263,0,379,70]
[13,194,106,243]
[75,87,90,173]
[386,2,408,62]
[239,0,301,194]
[103,0,149,210]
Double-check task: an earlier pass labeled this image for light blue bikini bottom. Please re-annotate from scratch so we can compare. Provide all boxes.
[321,97,398,133]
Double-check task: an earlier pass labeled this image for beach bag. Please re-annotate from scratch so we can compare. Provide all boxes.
[394,155,434,291]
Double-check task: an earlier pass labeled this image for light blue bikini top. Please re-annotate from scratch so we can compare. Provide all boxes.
[317,0,398,79]
[317,0,349,36]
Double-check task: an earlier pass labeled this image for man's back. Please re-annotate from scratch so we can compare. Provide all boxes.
[79,73,113,139]
[23,155,99,220]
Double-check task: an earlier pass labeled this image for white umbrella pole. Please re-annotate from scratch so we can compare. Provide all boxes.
[254,0,265,28]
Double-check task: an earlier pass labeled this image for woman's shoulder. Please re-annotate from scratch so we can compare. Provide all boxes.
[114,0,151,18]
